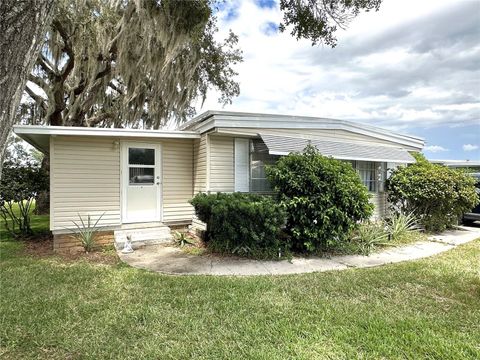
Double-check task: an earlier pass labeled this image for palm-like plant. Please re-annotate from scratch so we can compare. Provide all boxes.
[69,213,105,252]
[386,212,419,241]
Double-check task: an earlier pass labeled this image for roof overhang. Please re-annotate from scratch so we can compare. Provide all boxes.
[180,111,425,151]
[13,125,200,153]
[260,133,416,163]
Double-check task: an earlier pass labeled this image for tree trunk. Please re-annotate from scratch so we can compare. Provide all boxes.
[0,0,55,178]
[35,155,50,215]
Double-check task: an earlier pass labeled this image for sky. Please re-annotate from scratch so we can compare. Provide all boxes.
[195,0,480,160]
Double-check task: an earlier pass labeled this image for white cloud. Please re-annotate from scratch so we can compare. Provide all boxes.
[463,144,479,152]
[424,145,449,153]
[198,0,479,133]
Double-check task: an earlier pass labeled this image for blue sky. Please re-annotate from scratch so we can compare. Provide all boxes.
[198,0,480,160]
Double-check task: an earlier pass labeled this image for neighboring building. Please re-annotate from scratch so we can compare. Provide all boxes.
[430,159,480,172]
[14,111,424,251]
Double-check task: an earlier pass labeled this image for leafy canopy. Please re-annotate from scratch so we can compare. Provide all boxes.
[23,0,242,128]
[266,144,373,252]
[279,0,382,46]
[387,153,479,232]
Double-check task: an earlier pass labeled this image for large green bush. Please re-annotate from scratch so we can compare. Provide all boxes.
[266,145,373,252]
[387,154,479,232]
[190,193,286,258]
[0,161,49,237]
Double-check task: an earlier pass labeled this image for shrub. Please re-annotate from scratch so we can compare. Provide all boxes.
[190,193,286,258]
[266,145,373,252]
[387,154,479,232]
[0,161,48,237]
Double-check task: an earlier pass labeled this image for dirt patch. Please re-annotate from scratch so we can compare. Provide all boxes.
[59,248,121,266]
[23,236,120,266]
[23,234,55,257]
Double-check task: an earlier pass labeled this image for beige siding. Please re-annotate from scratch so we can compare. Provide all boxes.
[162,139,194,223]
[193,134,208,193]
[51,136,121,231]
[51,136,195,231]
[209,135,234,192]
[370,192,387,219]
[215,128,419,151]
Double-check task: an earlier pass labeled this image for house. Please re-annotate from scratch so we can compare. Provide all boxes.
[13,111,424,251]
[430,159,480,171]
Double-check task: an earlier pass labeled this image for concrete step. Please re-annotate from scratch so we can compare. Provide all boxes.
[114,225,172,250]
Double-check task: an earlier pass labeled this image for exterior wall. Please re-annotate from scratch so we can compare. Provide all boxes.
[50,136,195,232]
[370,192,387,219]
[209,135,234,192]
[50,136,121,231]
[193,134,208,193]
[161,139,194,224]
[54,231,114,253]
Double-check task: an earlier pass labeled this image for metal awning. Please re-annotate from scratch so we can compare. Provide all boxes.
[259,133,416,163]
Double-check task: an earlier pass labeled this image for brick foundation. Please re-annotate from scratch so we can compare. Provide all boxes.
[53,231,114,253]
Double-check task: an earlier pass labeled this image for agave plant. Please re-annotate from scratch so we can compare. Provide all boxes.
[174,231,195,247]
[69,213,105,252]
[352,221,389,255]
[386,212,419,241]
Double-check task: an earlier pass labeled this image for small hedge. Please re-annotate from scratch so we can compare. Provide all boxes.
[190,193,286,258]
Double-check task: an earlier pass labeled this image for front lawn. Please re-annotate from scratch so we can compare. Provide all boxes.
[1,216,479,359]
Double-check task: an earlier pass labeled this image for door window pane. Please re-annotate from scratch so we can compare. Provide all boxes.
[129,148,155,165]
[129,167,154,184]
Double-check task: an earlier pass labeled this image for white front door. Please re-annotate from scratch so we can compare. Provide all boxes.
[122,142,161,223]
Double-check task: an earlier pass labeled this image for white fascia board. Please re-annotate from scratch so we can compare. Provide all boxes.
[13,125,200,139]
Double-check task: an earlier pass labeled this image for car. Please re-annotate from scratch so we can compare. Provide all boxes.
[462,172,480,225]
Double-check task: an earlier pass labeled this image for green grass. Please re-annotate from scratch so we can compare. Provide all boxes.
[1,214,479,359]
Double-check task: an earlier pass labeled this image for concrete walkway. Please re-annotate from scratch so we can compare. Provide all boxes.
[118,225,480,276]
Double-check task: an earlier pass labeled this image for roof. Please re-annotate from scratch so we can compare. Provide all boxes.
[13,111,425,154]
[13,125,200,153]
[179,110,425,150]
[430,159,480,167]
[260,133,416,163]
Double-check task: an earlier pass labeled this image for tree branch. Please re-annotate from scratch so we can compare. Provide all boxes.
[51,18,75,81]
[25,84,47,111]
[85,112,113,127]
[108,81,123,94]
[28,74,50,94]
[38,54,57,77]
[51,19,74,58]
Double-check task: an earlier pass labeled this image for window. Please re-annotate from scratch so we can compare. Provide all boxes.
[250,139,279,192]
[234,138,279,193]
[128,147,155,185]
[349,161,385,193]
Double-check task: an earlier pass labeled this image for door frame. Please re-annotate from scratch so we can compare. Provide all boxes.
[120,141,163,223]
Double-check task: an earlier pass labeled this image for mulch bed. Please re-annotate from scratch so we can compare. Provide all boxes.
[22,235,120,266]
